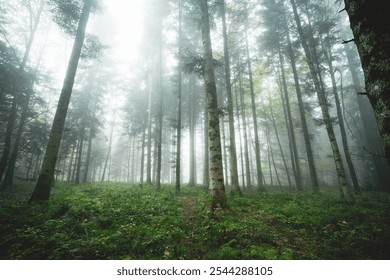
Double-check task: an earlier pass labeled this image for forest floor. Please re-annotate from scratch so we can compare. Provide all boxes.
[0,181,389,260]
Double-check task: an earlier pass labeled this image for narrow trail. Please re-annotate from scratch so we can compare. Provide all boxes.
[179,195,200,259]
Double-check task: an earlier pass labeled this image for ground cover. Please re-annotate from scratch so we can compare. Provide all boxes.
[0,182,389,259]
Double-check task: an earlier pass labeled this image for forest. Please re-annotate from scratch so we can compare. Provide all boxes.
[0,0,389,260]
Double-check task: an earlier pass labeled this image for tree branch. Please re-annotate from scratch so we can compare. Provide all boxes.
[342,38,355,44]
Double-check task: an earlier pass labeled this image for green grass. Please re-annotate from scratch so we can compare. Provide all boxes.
[0,182,389,259]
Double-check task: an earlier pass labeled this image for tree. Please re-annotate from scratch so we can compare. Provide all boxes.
[220,0,241,195]
[200,0,227,209]
[175,0,183,193]
[289,0,352,201]
[29,0,94,202]
[343,0,390,167]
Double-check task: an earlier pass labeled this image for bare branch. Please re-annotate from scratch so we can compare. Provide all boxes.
[342,38,355,44]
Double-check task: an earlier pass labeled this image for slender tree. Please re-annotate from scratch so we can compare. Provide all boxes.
[290,0,352,201]
[221,0,241,194]
[29,0,93,202]
[244,27,265,191]
[200,0,227,209]
[175,0,183,193]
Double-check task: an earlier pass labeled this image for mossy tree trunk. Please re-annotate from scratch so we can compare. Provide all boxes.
[29,0,92,202]
[200,0,227,209]
[344,0,390,167]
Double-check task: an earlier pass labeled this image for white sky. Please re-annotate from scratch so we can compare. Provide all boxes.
[99,0,145,64]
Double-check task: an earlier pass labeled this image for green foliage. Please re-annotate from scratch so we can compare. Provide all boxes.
[0,183,389,259]
[80,34,106,61]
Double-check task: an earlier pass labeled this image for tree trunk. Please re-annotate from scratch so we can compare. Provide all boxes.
[284,17,319,192]
[188,75,197,187]
[233,79,245,189]
[344,0,390,166]
[140,128,146,183]
[200,0,227,209]
[344,42,390,189]
[221,0,241,194]
[175,0,182,193]
[278,50,302,190]
[244,28,265,191]
[202,101,209,188]
[290,0,352,201]
[74,124,85,185]
[83,128,93,183]
[269,95,292,188]
[238,61,252,189]
[323,36,361,193]
[146,75,153,185]
[29,0,92,202]
[101,119,114,182]
[156,17,164,192]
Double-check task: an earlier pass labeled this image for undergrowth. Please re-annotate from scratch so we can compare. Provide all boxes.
[0,182,389,259]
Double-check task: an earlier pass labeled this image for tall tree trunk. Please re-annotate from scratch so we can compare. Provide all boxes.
[101,119,114,182]
[244,28,265,191]
[83,128,93,183]
[202,102,209,187]
[188,75,197,187]
[200,0,227,209]
[67,144,75,182]
[29,0,92,202]
[278,50,302,190]
[269,96,292,187]
[175,0,182,193]
[140,128,146,183]
[284,17,319,192]
[74,124,85,185]
[146,76,153,185]
[238,61,252,188]
[156,17,164,192]
[233,79,246,189]
[278,80,297,186]
[290,0,352,201]
[344,0,390,166]
[322,36,361,193]
[221,0,241,194]
[344,42,390,189]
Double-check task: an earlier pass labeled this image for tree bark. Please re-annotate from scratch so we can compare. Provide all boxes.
[200,0,227,209]
[344,0,390,166]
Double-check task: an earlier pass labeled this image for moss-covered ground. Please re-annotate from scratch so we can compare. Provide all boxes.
[0,182,389,259]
